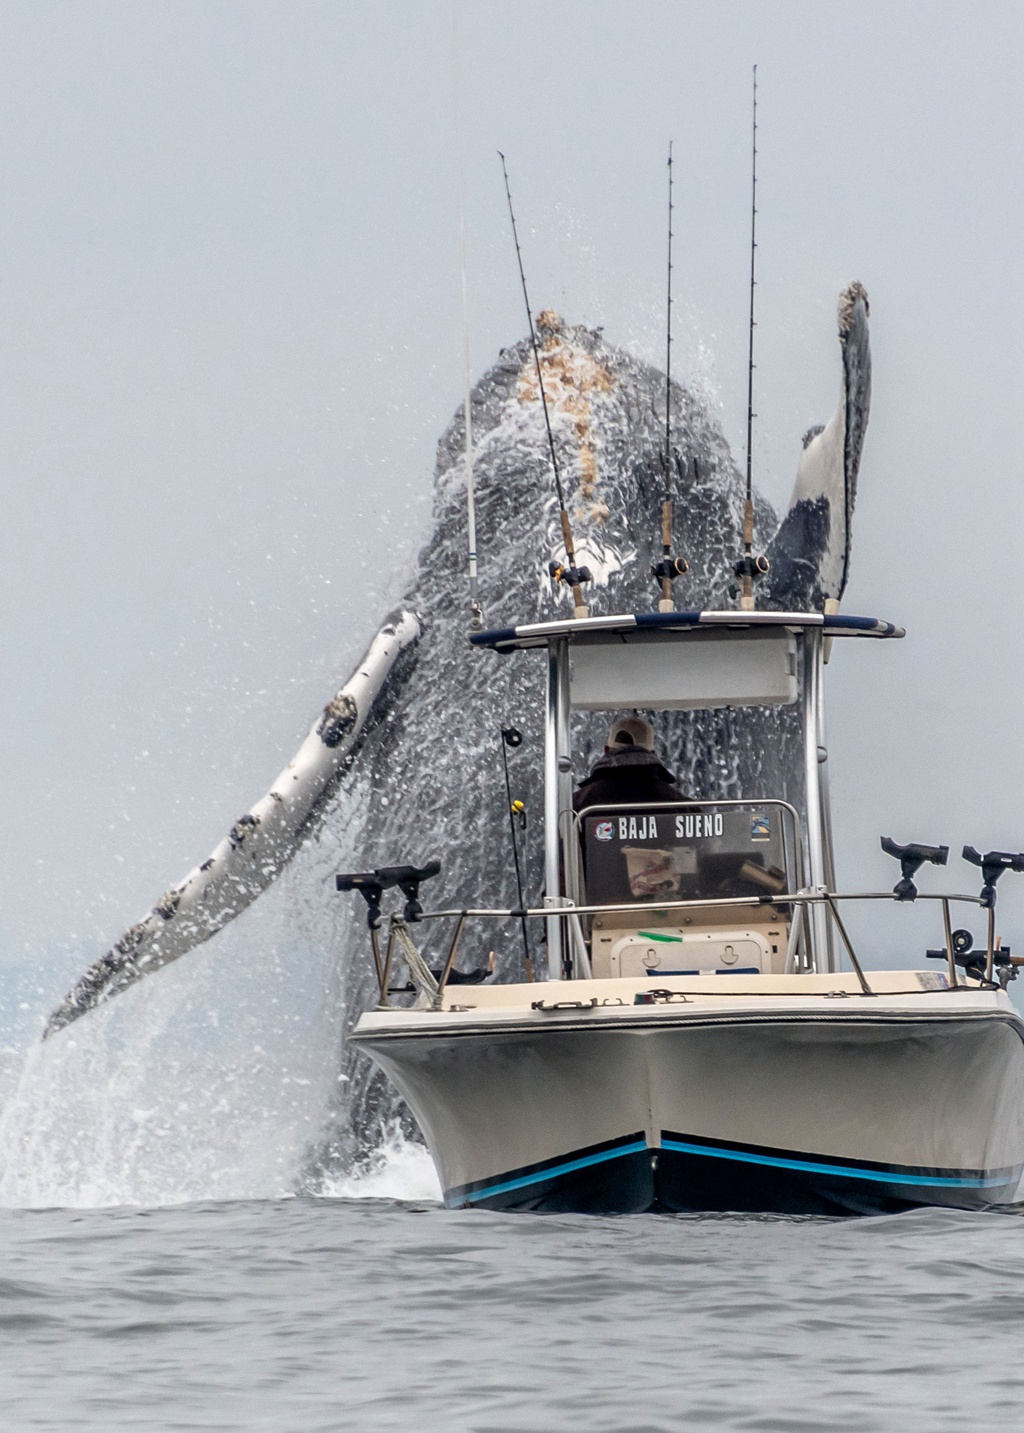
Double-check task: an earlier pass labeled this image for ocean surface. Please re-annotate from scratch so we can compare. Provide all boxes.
[2,1139,1023,1433]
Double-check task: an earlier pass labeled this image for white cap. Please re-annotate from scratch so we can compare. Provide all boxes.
[607,716,654,752]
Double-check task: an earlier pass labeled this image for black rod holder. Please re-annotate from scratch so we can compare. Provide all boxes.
[880,837,948,902]
[336,860,442,926]
[334,871,385,929]
[962,846,1024,909]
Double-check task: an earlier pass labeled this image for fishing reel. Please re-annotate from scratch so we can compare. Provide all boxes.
[881,836,949,902]
[730,487,769,608]
[732,553,770,584]
[728,552,769,607]
[652,555,689,613]
[925,927,977,967]
[925,929,1019,989]
[501,728,528,829]
[549,560,592,591]
[652,452,693,613]
[651,556,689,582]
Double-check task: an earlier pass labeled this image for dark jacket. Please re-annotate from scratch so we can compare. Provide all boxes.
[573,748,687,813]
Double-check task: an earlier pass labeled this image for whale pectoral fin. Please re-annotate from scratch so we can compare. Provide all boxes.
[43,609,423,1040]
[765,282,871,610]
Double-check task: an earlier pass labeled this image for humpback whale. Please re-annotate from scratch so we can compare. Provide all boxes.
[44,284,872,1163]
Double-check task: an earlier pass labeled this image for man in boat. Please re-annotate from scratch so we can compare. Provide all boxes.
[573,716,687,812]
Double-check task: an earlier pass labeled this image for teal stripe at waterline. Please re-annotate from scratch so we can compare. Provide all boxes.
[458,1140,648,1203]
[660,1138,1017,1189]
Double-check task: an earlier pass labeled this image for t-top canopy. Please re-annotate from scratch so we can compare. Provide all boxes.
[469,609,904,655]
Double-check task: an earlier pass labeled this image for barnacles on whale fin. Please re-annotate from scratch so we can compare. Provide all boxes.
[228,813,260,850]
[317,693,358,748]
[838,280,869,334]
[154,889,182,921]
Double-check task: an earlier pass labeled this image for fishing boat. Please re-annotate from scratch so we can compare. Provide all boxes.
[40,108,1024,1217]
[344,608,1024,1214]
[342,126,1024,1217]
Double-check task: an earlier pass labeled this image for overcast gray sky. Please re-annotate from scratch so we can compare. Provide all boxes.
[2,0,1023,1007]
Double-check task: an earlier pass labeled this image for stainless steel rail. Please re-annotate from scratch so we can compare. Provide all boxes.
[415,890,985,921]
[363,888,987,1007]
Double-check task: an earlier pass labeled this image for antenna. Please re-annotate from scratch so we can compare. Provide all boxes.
[498,152,590,619]
[452,16,482,631]
[745,65,757,515]
[734,66,769,610]
[652,143,688,612]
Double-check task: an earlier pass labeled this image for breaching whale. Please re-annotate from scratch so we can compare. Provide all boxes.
[45,285,871,1099]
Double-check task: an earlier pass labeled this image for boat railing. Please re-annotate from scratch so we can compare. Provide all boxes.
[363,887,997,1008]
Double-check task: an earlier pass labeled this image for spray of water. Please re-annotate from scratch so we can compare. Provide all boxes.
[320,1122,442,1203]
[2,313,862,1206]
[0,855,352,1207]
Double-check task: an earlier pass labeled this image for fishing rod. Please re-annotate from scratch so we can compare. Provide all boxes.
[664,142,674,478]
[651,142,688,613]
[734,65,769,611]
[499,726,533,981]
[451,15,483,632]
[498,152,590,620]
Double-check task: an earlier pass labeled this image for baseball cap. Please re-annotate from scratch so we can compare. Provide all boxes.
[607,716,655,752]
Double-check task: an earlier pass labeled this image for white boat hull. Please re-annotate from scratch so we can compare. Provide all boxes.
[352,976,1024,1215]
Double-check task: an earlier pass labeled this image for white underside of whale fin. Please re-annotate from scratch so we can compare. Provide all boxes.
[782,282,871,604]
[44,609,422,1038]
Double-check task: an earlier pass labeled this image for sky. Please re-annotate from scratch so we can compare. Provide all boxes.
[2,0,1024,1001]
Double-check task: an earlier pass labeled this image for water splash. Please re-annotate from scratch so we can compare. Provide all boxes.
[320,1125,441,1203]
[0,863,347,1208]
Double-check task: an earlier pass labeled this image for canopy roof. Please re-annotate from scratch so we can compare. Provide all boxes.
[469,609,904,655]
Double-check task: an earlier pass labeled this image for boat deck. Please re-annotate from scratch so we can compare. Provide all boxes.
[352,970,1018,1040]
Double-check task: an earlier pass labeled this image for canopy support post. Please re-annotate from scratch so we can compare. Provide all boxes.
[802,628,834,971]
[544,638,570,978]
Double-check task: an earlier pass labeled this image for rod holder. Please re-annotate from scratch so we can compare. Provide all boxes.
[962,846,1024,909]
[880,837,948,902]
[336,859,441,925]
[335,872,385,930]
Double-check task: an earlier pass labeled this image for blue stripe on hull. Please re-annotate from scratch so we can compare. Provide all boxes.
[445,1132,1022,1215]
[659,1137,1015,1189]
[460,1141,647,1203]
[446,1133,649,1211]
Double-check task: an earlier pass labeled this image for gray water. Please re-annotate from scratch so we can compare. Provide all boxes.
[3,1172,1024,1432]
